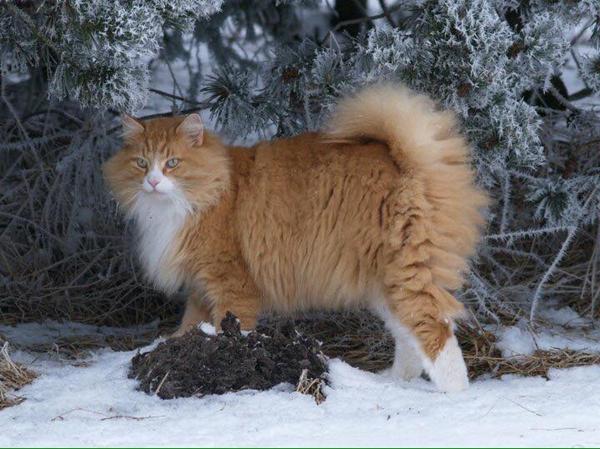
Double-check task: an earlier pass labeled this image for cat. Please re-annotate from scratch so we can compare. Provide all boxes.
[103,84,488,392]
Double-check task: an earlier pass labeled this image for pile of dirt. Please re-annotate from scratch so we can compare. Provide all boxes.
[129,313,327,402]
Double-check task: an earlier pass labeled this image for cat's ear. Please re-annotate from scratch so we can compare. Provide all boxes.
[121,114,144,140]
[176,114,204,146]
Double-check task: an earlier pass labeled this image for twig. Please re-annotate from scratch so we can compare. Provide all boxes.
[587,221,600,320]
[1,72,42,164]
[529,226,578,322]
[570,18,596,46]
[138,105,211,120]
[499,171,511,234]
[164,57,185,100]
[51,407,162,422]
[149,89,205,106]
[485,226,573,242]
[546,85,580,112]
[330,1,402,32]
[20,108,84,125]
[154,370,170,396]
[106,105,211,134]
[569,87,594,102]
[67,246,109,287]
[100,414,163,421]
[378,0,397,27]
[0,211,65,246]
[507,398,543,417]
[530,188,599,322]
[321,2,403,45]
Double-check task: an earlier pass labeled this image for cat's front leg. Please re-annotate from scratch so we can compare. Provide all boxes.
[171,291,212,338]
[201,258,262,331]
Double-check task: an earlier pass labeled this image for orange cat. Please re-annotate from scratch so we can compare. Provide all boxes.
[103,84,488,392]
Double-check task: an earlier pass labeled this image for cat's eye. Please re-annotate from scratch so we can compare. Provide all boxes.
[166,158,180,169]
[136,158,148,169]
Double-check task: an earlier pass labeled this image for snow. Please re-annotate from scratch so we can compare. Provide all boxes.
[538,305,590,327]
[3,321,600,447]
[495,326,537,358]
[497,324,600,358]
[494,307,600,358]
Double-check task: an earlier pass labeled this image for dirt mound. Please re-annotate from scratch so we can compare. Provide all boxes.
[129,313,327,402]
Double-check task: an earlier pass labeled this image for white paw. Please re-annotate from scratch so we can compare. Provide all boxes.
[199,321,216,335]
[425,335,469,393]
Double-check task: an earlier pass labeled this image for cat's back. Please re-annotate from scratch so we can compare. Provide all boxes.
[245,132,401,192]
[234,131,404,309]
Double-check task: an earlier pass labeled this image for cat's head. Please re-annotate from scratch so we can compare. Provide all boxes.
[103,114,230,217]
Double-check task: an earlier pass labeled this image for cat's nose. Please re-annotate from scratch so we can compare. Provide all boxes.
[148,178,161,188]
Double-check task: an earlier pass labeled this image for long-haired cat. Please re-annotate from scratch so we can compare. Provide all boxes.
[103,84,488,392]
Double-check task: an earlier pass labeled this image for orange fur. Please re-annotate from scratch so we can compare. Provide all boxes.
[104,84,488,390]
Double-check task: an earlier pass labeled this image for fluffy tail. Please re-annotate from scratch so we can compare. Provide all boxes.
[325,84,488,325]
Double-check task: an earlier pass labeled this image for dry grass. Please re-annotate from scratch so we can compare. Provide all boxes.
[457,323,600,380]
[296,368,326,404]
[289,312,395,372]
[0,341,37,410]
[289,311,600,381]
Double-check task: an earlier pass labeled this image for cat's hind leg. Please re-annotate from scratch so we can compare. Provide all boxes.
[373,303,423,381]
[380,178,473,392]
[381,289,468,392]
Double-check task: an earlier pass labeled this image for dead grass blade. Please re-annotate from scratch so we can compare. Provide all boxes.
[0,342,37,410]
[296,368,326,404]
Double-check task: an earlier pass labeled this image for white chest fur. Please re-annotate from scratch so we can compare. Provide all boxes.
[129,193,191,293]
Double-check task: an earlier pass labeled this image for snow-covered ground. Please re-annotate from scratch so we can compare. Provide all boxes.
[2,316,600,448]
[495,306,600,358]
